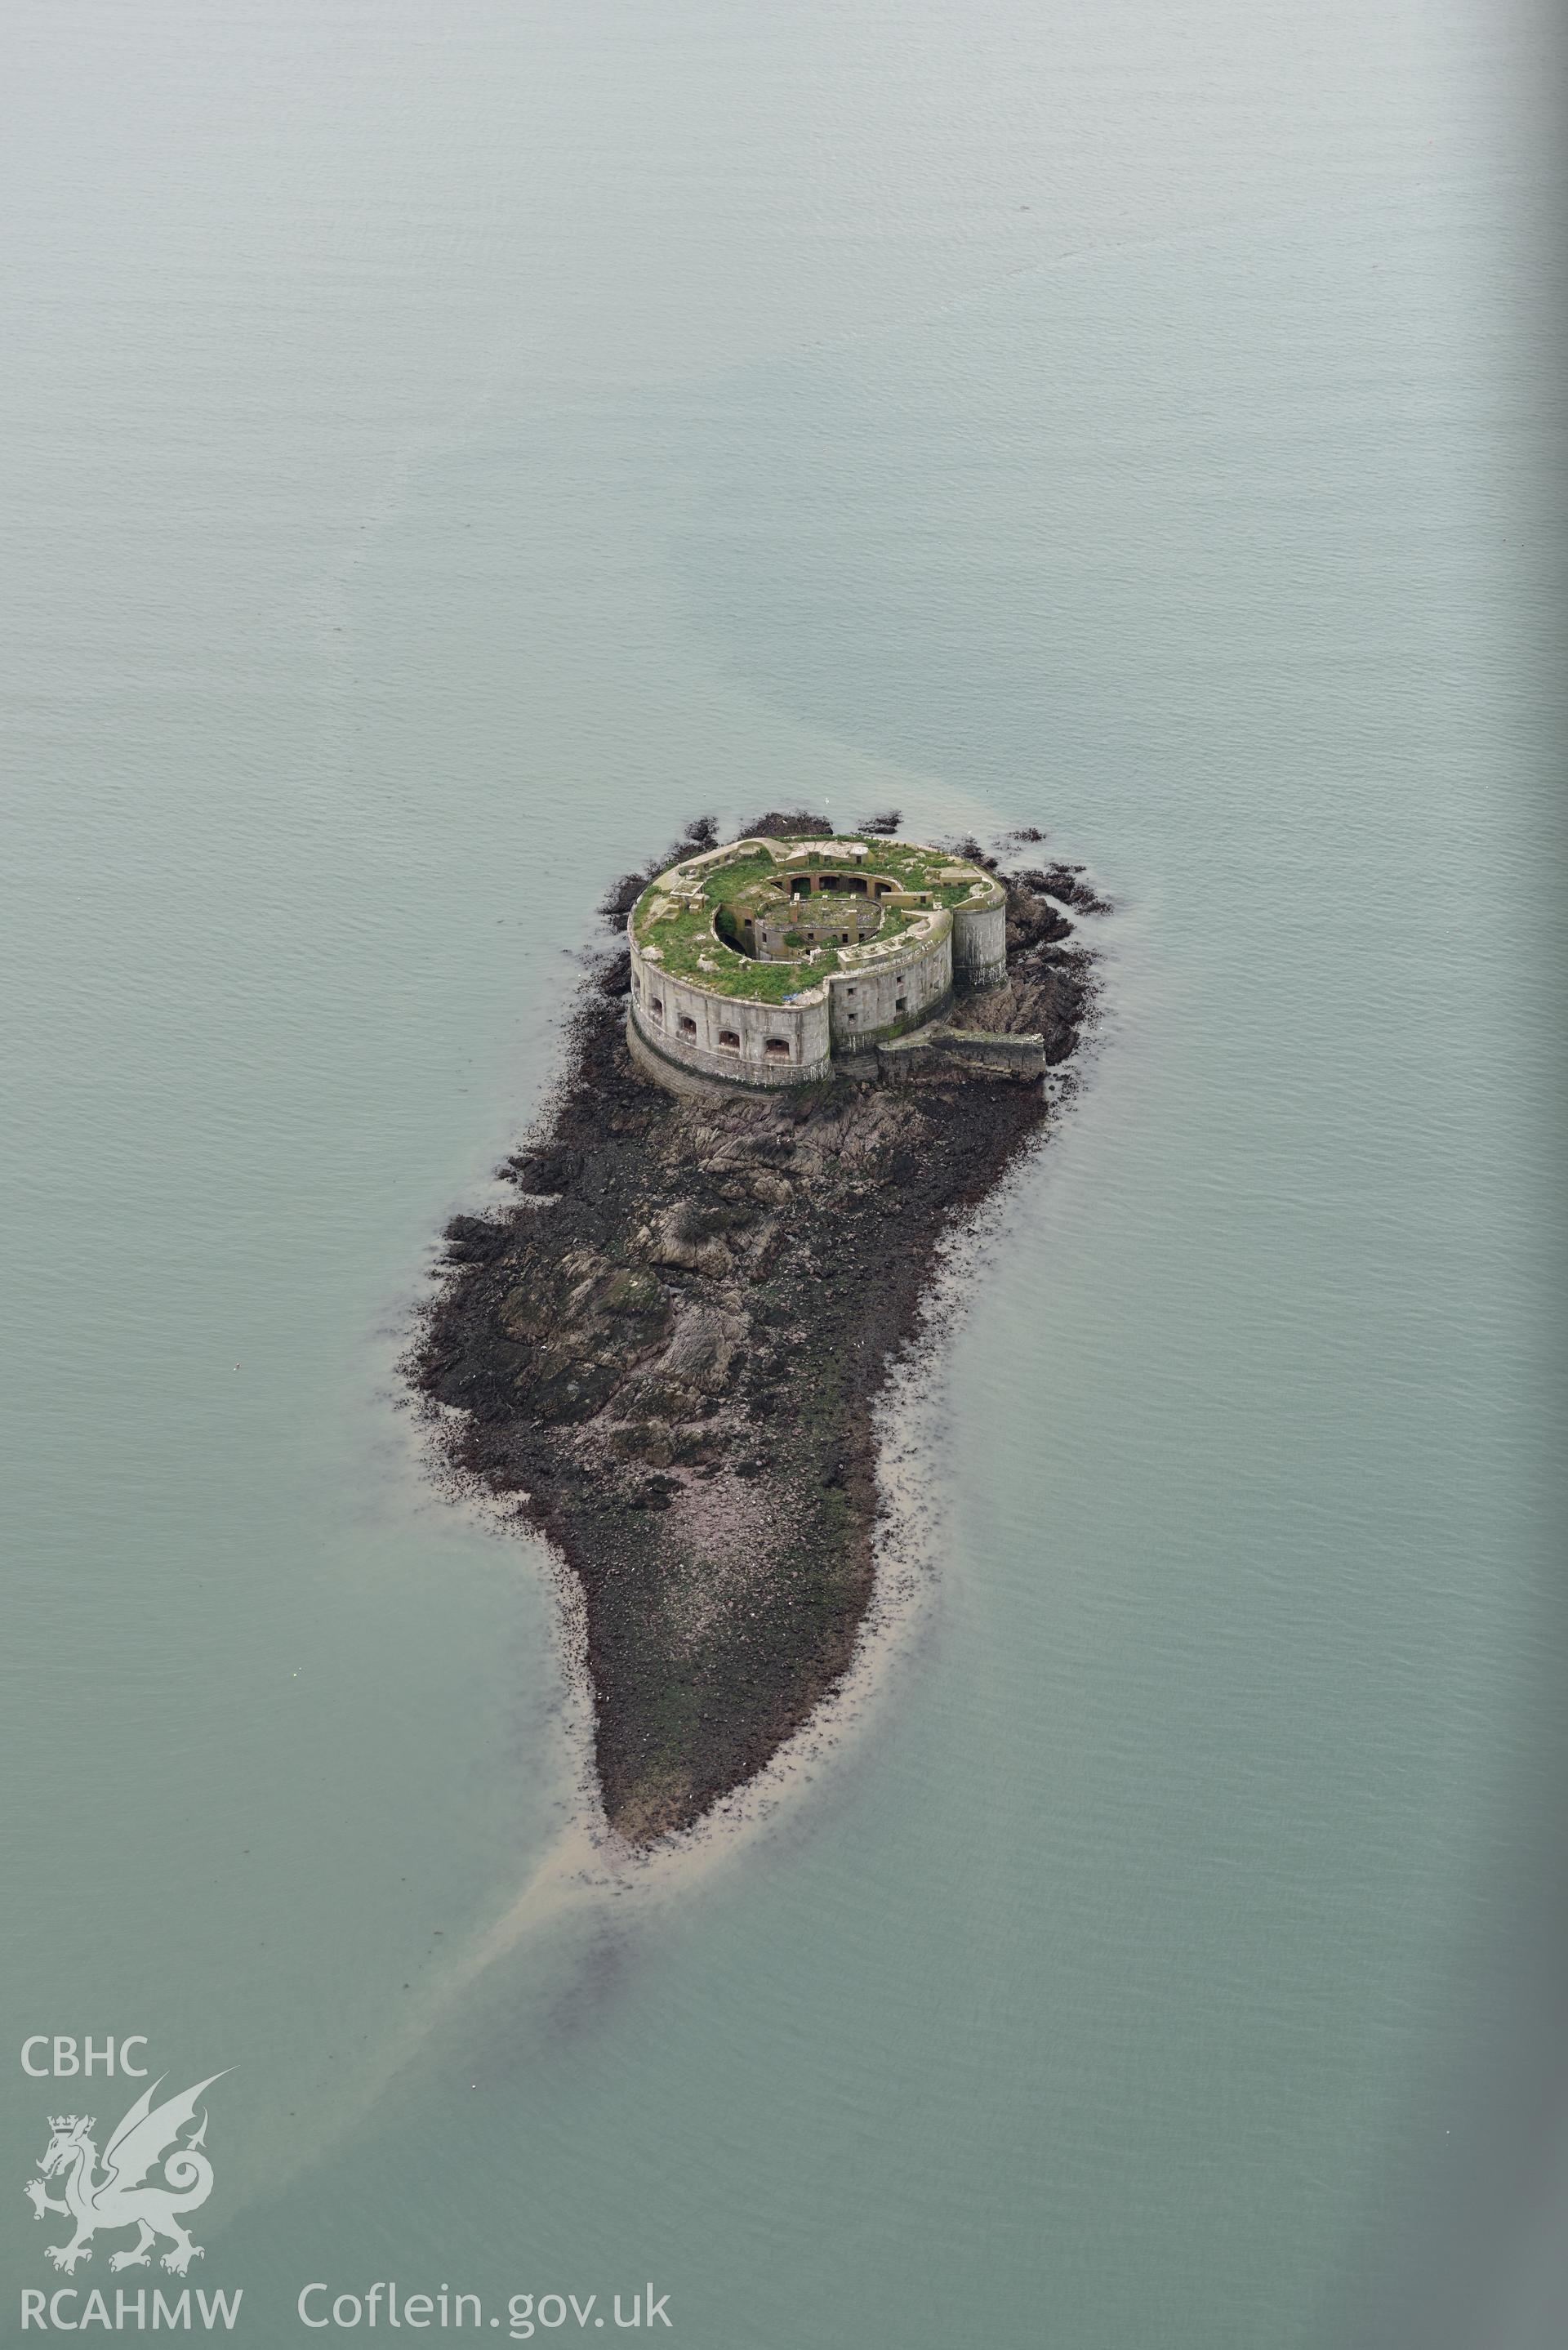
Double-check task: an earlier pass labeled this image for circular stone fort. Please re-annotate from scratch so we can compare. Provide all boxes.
[626,832,1022,1090]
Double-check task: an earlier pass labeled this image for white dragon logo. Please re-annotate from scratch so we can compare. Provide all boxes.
[24,2073,229,2276]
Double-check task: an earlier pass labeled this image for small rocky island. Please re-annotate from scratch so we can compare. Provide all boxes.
[412,814,1105,1844]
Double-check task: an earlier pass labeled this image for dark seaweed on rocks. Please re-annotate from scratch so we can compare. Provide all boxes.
[1014,863,1115,916]
[735,808,834,840]
[410,853,1099,1844]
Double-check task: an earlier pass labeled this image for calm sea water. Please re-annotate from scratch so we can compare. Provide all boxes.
[3,4,1564,2344]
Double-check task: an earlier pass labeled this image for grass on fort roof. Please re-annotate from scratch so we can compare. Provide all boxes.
[632,836,978,1001]
[646,934,842,1003]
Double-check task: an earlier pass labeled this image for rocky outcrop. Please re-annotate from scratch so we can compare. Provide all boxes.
[411,841,1103,1843]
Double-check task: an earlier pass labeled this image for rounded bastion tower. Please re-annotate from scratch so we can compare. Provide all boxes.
[951,896,1008,988]
[625,832,1008,1090]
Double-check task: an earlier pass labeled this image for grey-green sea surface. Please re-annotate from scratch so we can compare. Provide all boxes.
[3,4,1563,2345]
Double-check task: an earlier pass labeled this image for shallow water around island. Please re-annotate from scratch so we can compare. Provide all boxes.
[2,4,1564,2346]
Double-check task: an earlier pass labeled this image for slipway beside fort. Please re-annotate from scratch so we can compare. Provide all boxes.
[626,832,1044,1090]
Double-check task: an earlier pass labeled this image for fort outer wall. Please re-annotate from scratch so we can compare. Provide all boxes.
[629,907,959,1086]
[826,891,1007,1053]
[628,930,833,1087]
[826,916,952,1056]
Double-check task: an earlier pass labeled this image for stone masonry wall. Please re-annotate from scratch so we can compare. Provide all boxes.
[951,899,1008,988]
[826,920,952,1055]
[628,937,831,1086]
